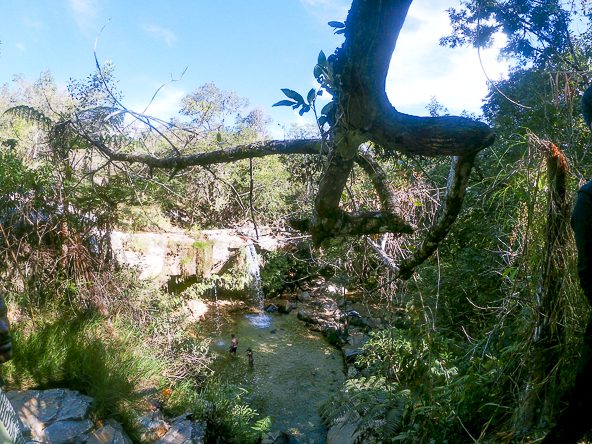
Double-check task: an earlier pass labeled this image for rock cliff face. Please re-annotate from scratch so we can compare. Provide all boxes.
[110,228,283,288]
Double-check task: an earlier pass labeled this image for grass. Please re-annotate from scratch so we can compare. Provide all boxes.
[2,313,166,424]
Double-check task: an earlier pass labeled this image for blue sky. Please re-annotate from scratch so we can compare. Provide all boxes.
[0,0,507,137]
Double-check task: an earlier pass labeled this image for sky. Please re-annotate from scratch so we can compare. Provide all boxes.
[0,0,508,137]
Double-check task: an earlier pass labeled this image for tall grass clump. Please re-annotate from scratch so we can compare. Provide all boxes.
[2,312,166,423]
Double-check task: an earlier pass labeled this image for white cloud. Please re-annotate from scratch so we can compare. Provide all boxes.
[387,0,509,115]
[131,85,186,120]
[68,0,98,32]
[143,24,178,47]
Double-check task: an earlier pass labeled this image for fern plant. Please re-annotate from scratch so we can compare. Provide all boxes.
[320,376,408,443]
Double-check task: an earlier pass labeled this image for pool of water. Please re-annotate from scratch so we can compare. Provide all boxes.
[208,311,345,443]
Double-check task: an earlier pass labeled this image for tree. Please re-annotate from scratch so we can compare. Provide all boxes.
[61,0,494,281]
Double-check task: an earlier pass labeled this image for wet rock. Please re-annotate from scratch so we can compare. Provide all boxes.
[87,420,133,444]
[265,303,278,312]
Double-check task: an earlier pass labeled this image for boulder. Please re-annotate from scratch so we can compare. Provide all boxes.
[155,416,205,444]
[297,291,311,302]
[297,309,316,324]
[57,389,93,421]
[8,388,93,441]
[276,299,295,314]
[342,345,364,363]
[43,419,94,443]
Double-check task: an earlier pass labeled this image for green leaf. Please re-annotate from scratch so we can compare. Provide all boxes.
[272,100,297,107]
[307,88,316,105]
[281,88,305,104]
[318,115,327,126]
[313,64,323,79]
[335,28,345,35]
[299,105,311,116]
[318,50,327,66]
[328,21,345,29]
[321,101,336,116]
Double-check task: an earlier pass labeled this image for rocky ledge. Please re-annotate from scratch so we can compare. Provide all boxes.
[7,388,205,444]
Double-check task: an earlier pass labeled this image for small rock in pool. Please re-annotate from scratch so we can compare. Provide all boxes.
[270,329,277,334]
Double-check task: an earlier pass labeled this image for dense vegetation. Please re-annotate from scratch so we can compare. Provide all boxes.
[1,0,592,442]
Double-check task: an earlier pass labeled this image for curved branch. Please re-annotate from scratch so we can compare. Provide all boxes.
[337,0,495,156]
[396,153,476,280]
[355,151,399,214]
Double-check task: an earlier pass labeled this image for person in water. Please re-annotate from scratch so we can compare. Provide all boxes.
[229,334,238,355]
[246,348,254,368]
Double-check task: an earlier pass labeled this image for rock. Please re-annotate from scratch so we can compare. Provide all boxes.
[6,390,40,437]
[297,291,311,302]
[43,419,94,443]
[58,389,93,421]
[8,389,93,440]
[325,284,344,295]
[184,299,208,322]
[321,324,346,347]
[345,310,366,328]
[87,420,133,444]
[261,430,290,444]
[156,416,205,444]
[265,303,278,312]
[347,366,360,378]
[326,416,361,444]
[136,410,169,442]
[342,345,363,363]
[347,331,369,348]
[276,299,294,314]
[297,309,316,324]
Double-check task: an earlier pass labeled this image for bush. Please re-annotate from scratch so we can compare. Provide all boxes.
[164,379,270,444]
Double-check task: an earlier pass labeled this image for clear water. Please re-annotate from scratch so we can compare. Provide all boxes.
[209,311,345,443]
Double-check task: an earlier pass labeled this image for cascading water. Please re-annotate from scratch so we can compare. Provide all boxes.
[244,240,271,328]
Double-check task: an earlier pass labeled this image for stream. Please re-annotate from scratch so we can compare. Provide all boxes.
[209,310,345,443]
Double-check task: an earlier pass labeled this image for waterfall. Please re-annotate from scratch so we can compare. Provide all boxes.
[245,241,264,310]
[244,240,270,327]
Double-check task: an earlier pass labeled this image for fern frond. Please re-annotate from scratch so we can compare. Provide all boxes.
[4,105,54,129]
